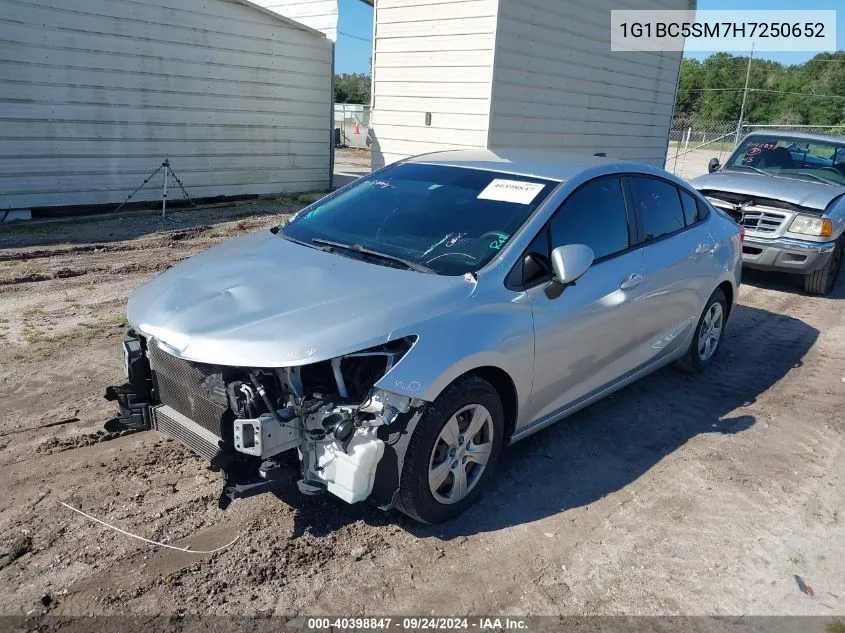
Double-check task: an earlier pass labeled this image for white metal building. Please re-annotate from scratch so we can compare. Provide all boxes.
[0,0,334,211]
[369,0,693,169]
[251,0,339,41]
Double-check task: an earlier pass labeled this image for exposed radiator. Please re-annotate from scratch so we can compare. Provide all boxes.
[147,340,230,439]
[152,404,222,461]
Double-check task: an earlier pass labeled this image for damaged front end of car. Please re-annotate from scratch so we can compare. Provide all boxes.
[106,331,425,509]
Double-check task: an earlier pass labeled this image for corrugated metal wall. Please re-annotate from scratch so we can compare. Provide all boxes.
[489,0,693,166]
[369,0,498,168]
[0,0,333,210]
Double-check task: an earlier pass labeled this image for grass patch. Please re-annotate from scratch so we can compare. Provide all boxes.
[7,314,127,363]
[827,622,845,633]
[295,191,329,205]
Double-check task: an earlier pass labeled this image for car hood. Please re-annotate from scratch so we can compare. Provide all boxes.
[691,171,844,211]
[127,230,475,367]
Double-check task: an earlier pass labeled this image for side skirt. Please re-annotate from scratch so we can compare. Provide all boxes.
[508,350,683,444]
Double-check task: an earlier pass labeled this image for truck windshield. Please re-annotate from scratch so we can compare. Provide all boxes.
[279,162,557,275]
[726,135,845,186]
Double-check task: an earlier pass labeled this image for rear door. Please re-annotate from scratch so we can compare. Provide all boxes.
[525,176,650,423]
[625,175,721,363]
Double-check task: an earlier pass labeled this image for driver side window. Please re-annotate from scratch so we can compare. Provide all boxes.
[549,176,630,260]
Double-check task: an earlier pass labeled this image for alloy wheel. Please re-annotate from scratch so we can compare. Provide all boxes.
[698,301,724,361]
[428,404,494,504]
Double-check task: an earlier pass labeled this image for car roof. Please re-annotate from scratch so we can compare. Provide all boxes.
[403,148,642,182]
[744,129,845,144]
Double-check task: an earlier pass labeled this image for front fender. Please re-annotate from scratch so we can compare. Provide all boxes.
[376,294,534,407]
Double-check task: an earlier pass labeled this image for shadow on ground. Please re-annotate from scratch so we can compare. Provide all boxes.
[422,303,818,538]
[274,302,817,539]
[741,262,845,300]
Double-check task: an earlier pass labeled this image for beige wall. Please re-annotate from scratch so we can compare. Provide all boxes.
[489,0,692,166]
[369,0,498,168]
[369,0,693,169]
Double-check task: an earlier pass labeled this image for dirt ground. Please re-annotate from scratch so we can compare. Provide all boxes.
[665,147,736,181]
[0,202,843,619]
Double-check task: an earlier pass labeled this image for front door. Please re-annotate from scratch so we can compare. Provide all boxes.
[525,176,650,424]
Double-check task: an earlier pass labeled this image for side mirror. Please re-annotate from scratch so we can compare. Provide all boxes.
[550,244,594,285]
[708,158,720,173]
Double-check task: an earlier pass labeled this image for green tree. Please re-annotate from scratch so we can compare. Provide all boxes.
[334,73,371,104]
[674,52,845,127]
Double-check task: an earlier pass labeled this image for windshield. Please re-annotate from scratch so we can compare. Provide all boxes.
[726,134,845,186]
[279,162,557,275]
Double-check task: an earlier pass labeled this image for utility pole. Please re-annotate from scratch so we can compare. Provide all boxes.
[735,43,754,145]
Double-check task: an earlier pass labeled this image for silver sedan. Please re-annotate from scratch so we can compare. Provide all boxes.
[110,149,742,523]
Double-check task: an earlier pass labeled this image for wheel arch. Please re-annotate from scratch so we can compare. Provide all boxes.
[457,366,519,442]
[716,279,735,319]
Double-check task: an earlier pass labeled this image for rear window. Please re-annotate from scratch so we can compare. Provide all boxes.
[679,190,701,225]
[627,177,685,241]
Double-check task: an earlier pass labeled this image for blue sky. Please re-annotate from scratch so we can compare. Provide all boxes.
[334,0,843,74]
[335,0,374,74]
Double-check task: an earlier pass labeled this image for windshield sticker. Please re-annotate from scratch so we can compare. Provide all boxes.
[489,234,508,250]
[477,179,545,204]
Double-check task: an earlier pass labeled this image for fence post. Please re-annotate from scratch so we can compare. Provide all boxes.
[678,127,692,177]
[672,132,682,174]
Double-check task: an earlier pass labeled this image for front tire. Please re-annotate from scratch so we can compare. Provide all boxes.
[397,375,504,524]
[676,287,728,374]
[803,239,842,296]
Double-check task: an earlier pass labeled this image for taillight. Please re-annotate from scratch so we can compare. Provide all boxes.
[739,228,745,242]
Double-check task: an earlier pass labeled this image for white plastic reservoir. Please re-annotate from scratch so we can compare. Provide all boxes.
[315,429,385,504]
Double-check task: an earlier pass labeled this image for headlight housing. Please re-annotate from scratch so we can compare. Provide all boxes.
[789,215,833,237]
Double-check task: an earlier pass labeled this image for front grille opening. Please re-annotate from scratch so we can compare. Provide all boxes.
[740,211,786,233]
[743,246,763,255]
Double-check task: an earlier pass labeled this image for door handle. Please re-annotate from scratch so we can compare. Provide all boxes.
[695,243,713,255]
[620,273,643,290]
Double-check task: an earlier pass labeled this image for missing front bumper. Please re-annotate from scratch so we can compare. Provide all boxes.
[106,330,417,511]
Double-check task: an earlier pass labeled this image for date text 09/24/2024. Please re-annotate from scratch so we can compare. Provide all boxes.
[305,618,528,631]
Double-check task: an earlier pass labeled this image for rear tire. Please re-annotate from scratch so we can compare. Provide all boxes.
[803,239,842,296]
[397,375,504,524]
[676,288,728,374]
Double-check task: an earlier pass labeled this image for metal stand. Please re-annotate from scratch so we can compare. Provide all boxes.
[113,159,194,217]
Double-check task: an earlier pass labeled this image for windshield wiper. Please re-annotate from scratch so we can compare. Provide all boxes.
[779,171,840,186]
[272,229,329,251]
[725,164,769,176]
[311,238,434,273]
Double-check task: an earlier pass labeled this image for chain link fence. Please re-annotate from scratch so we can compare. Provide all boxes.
[666,120,845,181]
[666,120,737,181]
[334,104,371,150]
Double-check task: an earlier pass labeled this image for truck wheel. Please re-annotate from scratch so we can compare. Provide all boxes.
[804,239,842,296]
[397,375,504,524]
[676,287,728,374]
